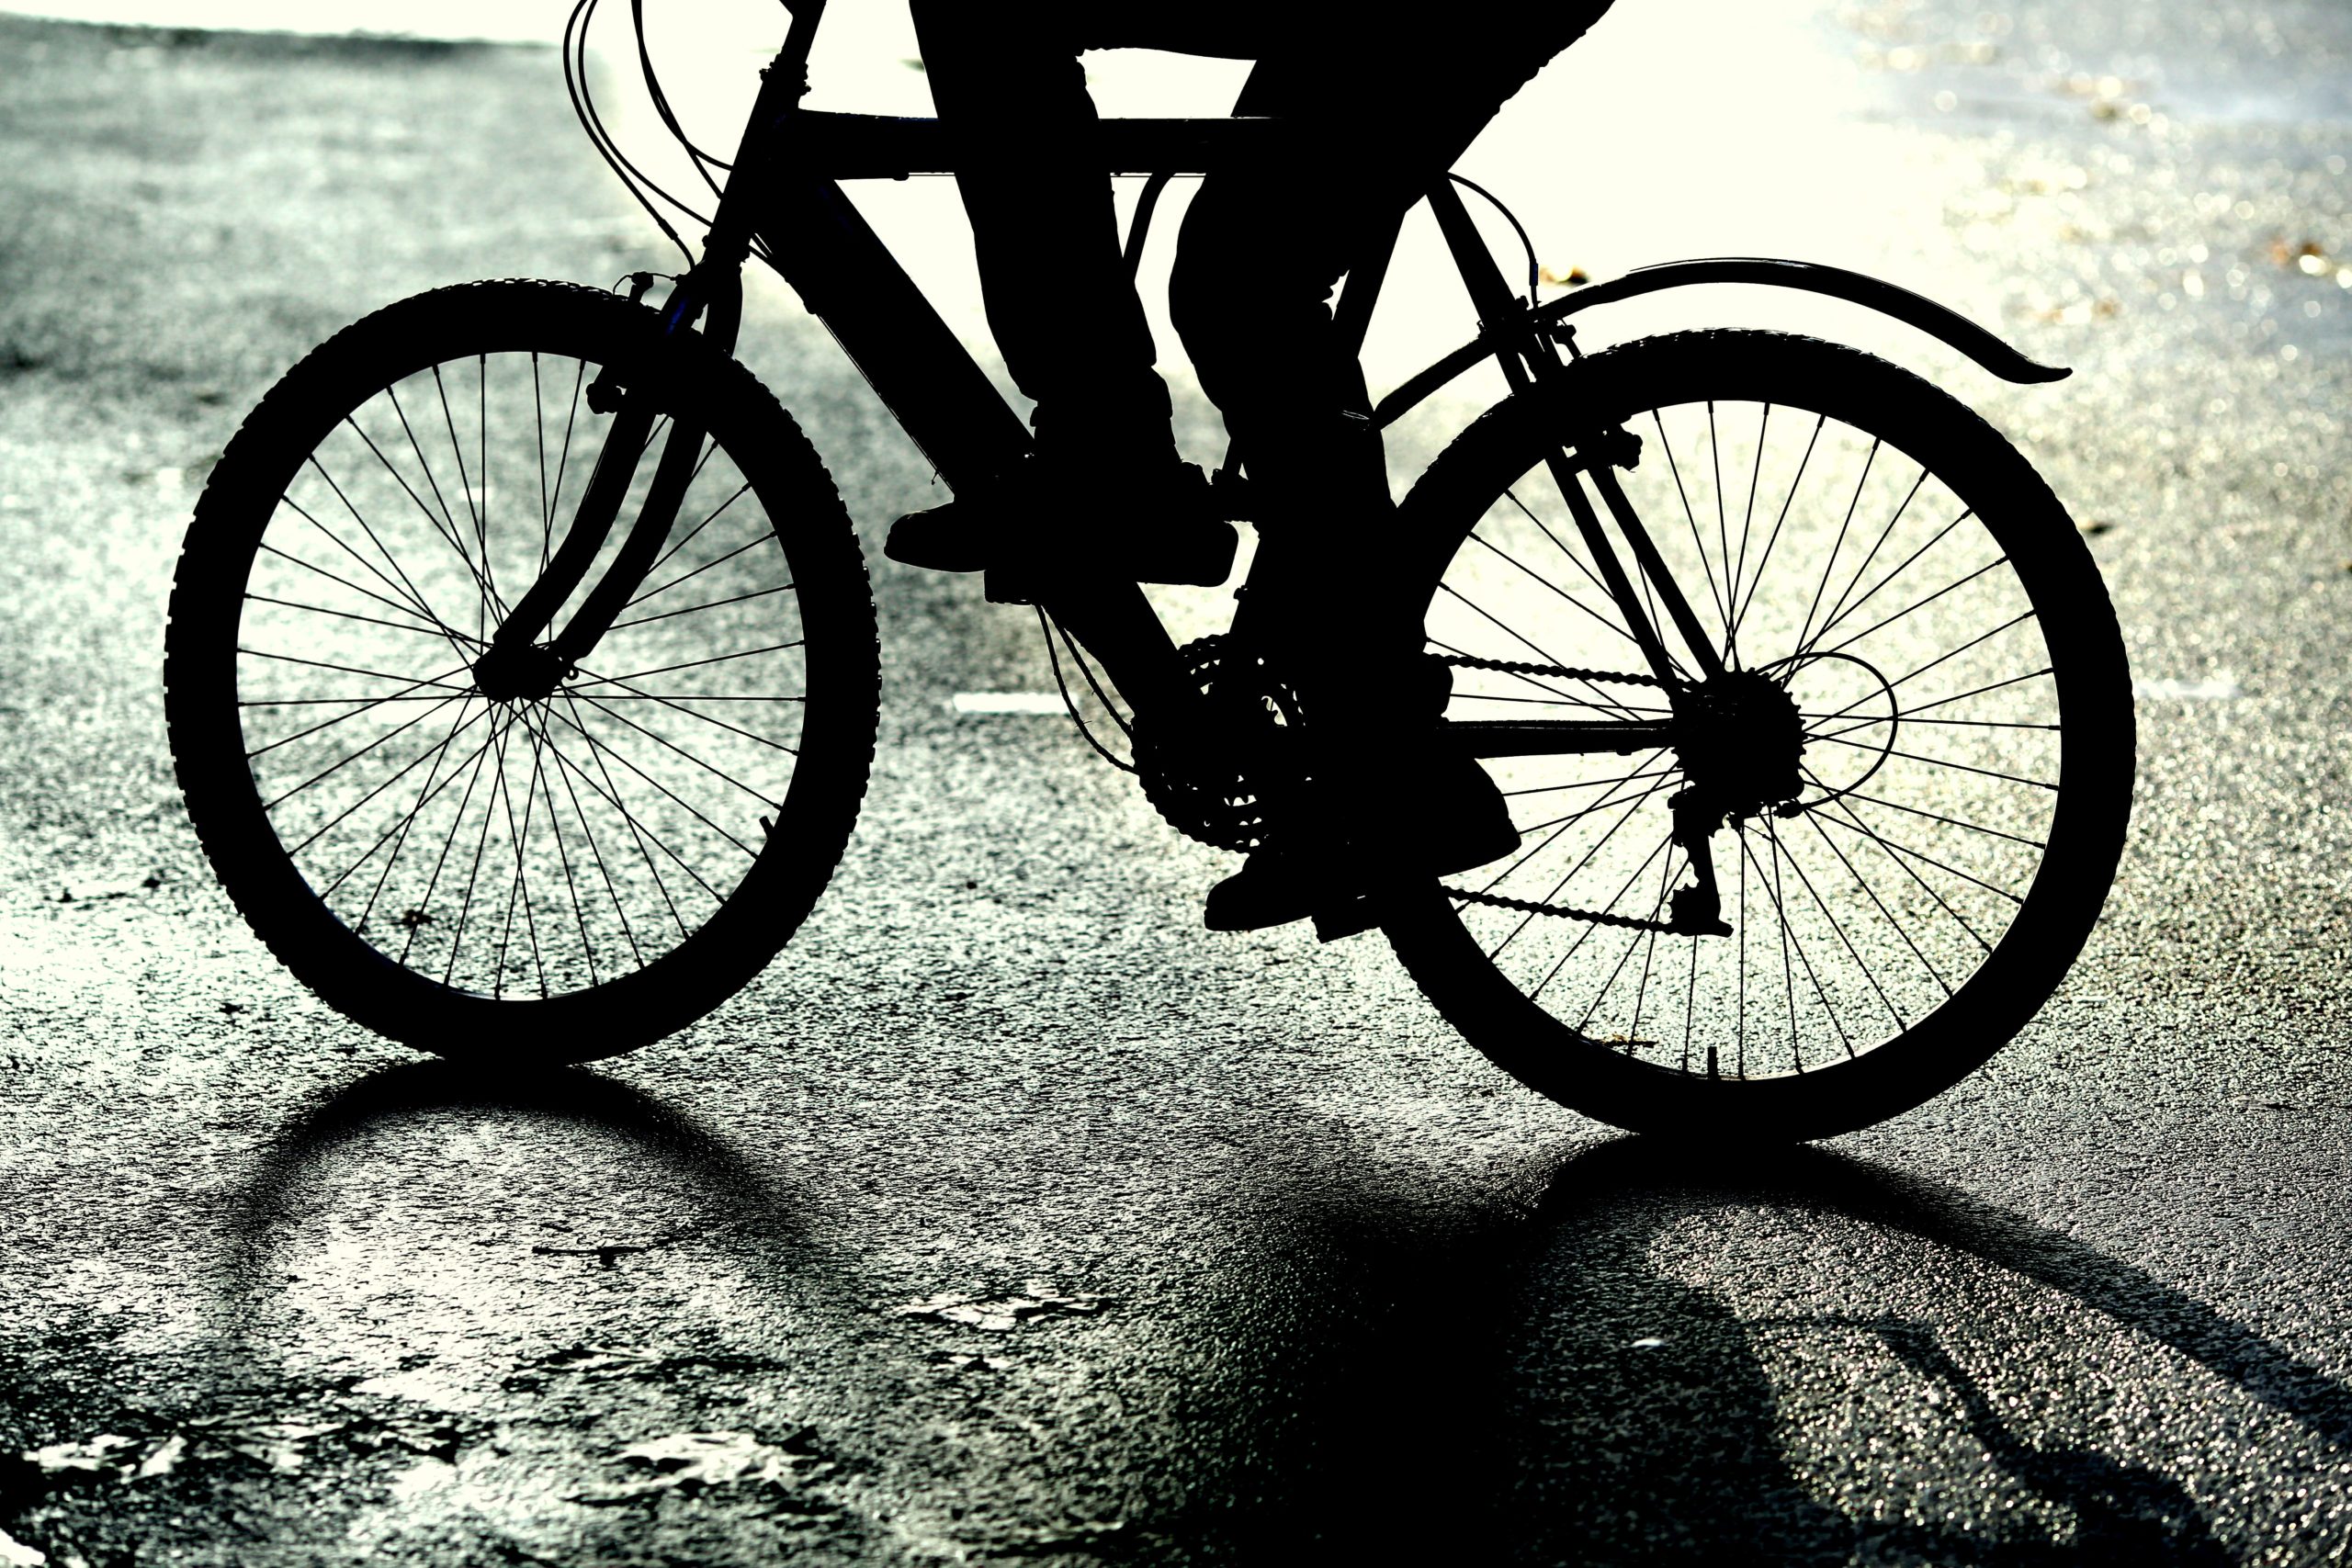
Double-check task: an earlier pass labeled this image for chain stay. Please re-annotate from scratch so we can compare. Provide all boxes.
[1436,653,1680,930]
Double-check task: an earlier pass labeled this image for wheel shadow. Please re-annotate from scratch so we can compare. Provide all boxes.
[217,1057,829,1303]
[1182,1136,2342,1565]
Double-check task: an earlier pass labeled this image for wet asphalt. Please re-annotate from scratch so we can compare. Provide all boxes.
[3,4,2351,1563]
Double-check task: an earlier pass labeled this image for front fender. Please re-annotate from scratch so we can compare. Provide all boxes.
[1374,256,2066,431]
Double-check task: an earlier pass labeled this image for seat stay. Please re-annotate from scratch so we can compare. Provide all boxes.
[1421,181,1720,686]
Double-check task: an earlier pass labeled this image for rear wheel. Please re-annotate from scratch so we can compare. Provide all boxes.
[1385,332,2132,1140]
[165,281,878,1061]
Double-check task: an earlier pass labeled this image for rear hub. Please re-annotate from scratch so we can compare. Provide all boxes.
[1672,668,1805,819]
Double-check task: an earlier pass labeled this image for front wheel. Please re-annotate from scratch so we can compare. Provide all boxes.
[1385,332,2132,1141]
[165,280,879,1061]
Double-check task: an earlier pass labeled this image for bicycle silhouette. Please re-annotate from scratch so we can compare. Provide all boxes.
[163,0,2134,1141]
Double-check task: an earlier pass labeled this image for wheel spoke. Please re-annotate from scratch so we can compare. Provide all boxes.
[514,705,604,987]
[1805,731,2055,792]
[1524,829,1675,1003]
[563,642,807,692]
[542,699,729,909]
[1810,793,1997,953]
[606,581,795,632]
[1806,799,2026,906]
[255,541,470,642]
[1405,341,2122,1109]
[564,663,799,755]
[1793,436,1880,655]
[283,483,466,658]
[1487,772,1668,961]
[363,395,508,624]
[623,530,773,611]
[246,665,473,761]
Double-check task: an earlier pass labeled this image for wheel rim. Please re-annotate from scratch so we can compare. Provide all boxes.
[1424,386,2074,1085]
[226,341,812,1003]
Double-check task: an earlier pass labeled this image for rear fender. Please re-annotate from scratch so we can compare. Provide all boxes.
[1373,256,2066,431]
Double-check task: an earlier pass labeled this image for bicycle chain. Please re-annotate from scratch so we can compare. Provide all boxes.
[1432,652,1673,690]
[1434,654,1684,930]
[1138,648,1692,929]
[1440,886,1681,932]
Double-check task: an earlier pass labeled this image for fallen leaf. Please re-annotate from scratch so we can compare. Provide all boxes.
[890,1285,1107,1332]
[24,1436,140,1477]
[2030,298,2119,325]
[569,1429,808,1505]
[133,1434,187,1479]
[532,1344,667,1376]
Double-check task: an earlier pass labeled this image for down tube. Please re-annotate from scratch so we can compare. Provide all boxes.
[756,177,1034,490]
[758,179,1194,722]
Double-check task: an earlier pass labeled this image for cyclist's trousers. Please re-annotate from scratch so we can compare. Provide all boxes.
[910,2,1615,637]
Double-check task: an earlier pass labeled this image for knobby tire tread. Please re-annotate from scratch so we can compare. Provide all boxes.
[1381,332,2133,1142]
[164,280,879,1062]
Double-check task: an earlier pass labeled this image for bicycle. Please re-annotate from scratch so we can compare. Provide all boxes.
[162,0,2134,1142]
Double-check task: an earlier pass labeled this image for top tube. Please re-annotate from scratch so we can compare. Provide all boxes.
[765,0,1295,178]
[772,111,1297,179]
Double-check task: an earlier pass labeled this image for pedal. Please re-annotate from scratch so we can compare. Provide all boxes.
[981,519,1239,602]
[901,461,1238,593]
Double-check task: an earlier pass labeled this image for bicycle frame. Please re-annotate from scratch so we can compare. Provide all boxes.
[506,0,2069,769]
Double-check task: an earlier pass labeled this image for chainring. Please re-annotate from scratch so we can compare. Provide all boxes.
[1133,635,1303,853]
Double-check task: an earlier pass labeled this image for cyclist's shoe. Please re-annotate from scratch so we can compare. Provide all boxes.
[1202,755,1520,933]
[884,499,994,574]
[885,460,1238,587]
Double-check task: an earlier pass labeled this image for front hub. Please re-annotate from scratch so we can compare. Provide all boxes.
[471,639,567,704]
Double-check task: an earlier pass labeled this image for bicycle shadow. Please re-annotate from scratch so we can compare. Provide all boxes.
[1190,1136,2341,1564]
[218,1058,826,1301]
[198,1075,2352,1565]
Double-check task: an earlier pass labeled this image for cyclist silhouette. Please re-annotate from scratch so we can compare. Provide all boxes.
[888,3,1618,930]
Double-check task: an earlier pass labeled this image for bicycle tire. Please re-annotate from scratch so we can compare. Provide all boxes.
[1383,331,2132,1141]
[165,279,878,1061]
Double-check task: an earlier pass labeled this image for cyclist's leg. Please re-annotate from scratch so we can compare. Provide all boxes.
[1172,13,1616,578]
[1170,11,1614,921]
[906,2,1178,469]
[899,5,1295,579]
